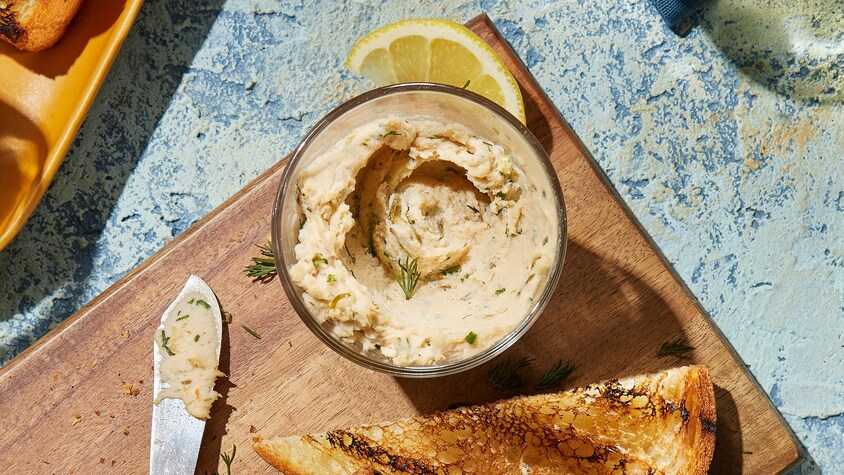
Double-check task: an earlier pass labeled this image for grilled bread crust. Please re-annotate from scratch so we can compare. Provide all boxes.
[254,365,716,475]
[0,0,84,51]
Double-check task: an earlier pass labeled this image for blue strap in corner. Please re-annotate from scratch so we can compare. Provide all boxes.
[649,0,706,27]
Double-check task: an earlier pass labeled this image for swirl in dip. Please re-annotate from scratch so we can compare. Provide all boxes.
[290,116,555,365]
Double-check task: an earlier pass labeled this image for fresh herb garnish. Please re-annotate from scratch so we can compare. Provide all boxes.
[467,205,480,214]
[176,314,190,321]
[327,274,337,283]
[216,444,236,475]
[495,288,506,295]
[542,236,548,245]
[313,257,328,267]
[244,242,277,282]
[381,130,400,138]
[194,335,200,342]
[461,273,471,282]
[441,265,461,276]
[536,359,576,390]
[496,192,506,199]
[465,332,477,344]
[299,217,307,230]
[242,325,262,339]
[482,140,492,147]
[742,451,754,455]
[195,299,211,309]
[222,310,232,324]
[395,256,420,300]
[656,338,695,357]
[487,356,534,389]
[160,330,175,356]
[462,79,471,88]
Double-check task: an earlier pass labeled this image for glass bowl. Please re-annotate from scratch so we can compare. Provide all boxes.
[272,82,567,377]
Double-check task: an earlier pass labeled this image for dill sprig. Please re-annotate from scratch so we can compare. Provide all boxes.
[214,444,236,475]
[487,356,534,390]
[536,359,576,390]
[395,256,420,300]
[656,338,695,357]
[244,242,277,282]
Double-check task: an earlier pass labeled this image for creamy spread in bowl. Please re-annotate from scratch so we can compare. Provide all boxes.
[273,83,566,376]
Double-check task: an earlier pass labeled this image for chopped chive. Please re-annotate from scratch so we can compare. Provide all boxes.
[465,332,477,344]
[441,265,461,276]
[313,257,328,267]
[176,314,190,321]
[160,330,175,356]
[242,325,262,339]
[327,274,337,283]
[194,335,200,342]
[482,140,492,147]
[542,236,548,245]
[187,298,195,304]
[496,192,506,199]
[467,205,480,214]
[495,288,506,295]
[462,79,471,88]
[381,130,400,138]
[195,299,211,309]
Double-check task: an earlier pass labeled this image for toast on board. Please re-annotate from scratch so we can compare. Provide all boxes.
[254,365,716,474]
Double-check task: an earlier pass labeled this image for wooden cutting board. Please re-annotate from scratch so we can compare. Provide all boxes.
[0,15,802,474]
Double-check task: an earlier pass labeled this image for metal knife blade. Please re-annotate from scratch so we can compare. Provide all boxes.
[149,275,223,475]
[149,398,206,474]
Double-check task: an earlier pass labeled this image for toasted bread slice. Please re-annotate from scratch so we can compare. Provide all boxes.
[254,365,716,474]
[0,0,84,51]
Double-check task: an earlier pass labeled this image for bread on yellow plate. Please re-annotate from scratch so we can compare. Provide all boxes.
[253,365,716,474]
[0,0,84,51]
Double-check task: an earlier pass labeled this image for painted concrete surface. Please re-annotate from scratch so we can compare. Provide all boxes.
[0,0,840,471]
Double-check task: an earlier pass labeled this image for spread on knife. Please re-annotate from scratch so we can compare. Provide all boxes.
[290,116,556,366]
[153,275,224,419]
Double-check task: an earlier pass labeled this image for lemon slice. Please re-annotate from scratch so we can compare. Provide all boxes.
[346,19,526,124]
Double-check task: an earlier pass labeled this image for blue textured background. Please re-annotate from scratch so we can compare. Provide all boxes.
[1,0,841,471]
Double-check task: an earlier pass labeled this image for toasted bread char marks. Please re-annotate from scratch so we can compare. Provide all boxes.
[254,366,716,475]
[0,6,24,43]
[0,0,84,51]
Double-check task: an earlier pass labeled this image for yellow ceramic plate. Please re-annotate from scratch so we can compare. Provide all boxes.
[0,0,144,251]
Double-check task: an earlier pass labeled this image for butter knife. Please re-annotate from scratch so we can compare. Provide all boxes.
[149,275,223,475]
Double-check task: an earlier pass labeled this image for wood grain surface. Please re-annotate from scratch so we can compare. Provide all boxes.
[0,15,802,474]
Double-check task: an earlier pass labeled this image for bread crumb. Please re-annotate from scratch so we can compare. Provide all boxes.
[51,373,59,382]
[94,410,101,416]
[249,425,257,433]
[122,427,130,436]
[122,383,140,396]
[123,330,130,338]
[99,458,105,464]
[70,414,81,426]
